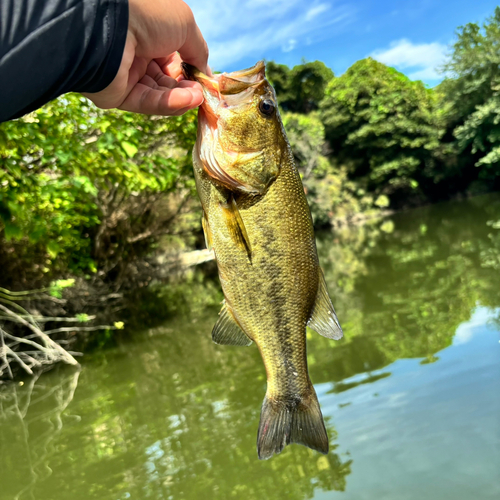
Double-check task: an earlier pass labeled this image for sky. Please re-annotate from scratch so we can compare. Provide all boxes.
[188,0,499,86]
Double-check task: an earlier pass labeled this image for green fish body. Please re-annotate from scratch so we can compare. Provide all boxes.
[183,61,343,460]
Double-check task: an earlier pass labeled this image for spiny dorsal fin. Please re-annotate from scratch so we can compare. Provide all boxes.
[308,269,343,340]
[220,194,252,260]
[212,302,253,346]
[202,210,213,250]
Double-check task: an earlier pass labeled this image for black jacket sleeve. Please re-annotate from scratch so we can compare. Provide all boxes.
[0,0,128,122]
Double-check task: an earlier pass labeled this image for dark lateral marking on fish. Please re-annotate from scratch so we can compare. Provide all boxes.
[259,251,306,394]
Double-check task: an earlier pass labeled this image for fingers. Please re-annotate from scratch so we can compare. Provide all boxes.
[155,53,184,81]
[145,59,179,88]
[119,79,203,116]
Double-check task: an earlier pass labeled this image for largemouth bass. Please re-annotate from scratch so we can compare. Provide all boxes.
[182,61,343,460]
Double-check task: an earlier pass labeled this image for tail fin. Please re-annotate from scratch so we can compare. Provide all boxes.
[257,391,329,460]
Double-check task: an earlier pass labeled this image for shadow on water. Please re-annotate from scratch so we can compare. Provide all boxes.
[1,193,500,500]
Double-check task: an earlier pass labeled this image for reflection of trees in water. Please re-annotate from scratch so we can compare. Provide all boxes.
[2,195,498,500]
[0,325,352,500]
[310,194,500,385]
[0,367,80,500]
[84,334,351,500]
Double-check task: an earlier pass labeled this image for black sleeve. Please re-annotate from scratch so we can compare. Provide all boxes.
[0,0,128,122]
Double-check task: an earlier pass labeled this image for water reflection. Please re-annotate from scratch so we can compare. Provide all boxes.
[0,367,81,500]
[311,194,500,386]
[0,194,499,500]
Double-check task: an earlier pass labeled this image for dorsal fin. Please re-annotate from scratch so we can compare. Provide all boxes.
[220,194,252,260]
[212,302,253,346]
[308,269,343,340]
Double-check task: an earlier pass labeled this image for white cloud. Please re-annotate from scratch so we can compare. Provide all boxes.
[370,39,447,81]
[453,306,500,345]
[189,0,354,70]
[305,3,331,21]
[282,39,297,53]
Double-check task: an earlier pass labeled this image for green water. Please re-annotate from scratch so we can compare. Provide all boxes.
[1,194,500,500]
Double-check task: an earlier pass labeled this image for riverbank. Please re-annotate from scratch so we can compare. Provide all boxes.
[2,192,499,381]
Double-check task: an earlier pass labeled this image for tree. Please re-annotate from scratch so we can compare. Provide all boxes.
[282,112,373,226]
[440,7,500,186]
[320,58,443,207]
[0,94,198,284]
[267,61,334,114]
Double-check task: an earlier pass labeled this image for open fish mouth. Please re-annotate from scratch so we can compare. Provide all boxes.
[181,61,266,129]
[182,60,266,97]
[182,61,272,194]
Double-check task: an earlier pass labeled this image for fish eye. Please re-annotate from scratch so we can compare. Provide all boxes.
[259,99,275,116]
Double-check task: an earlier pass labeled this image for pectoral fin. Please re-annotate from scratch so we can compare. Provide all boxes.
[202,211,213,250]
[220,194,252,260]
[308,269,343,340]
[212,302,253,346]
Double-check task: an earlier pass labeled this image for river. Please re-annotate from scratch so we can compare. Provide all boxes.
[1,194,499,500]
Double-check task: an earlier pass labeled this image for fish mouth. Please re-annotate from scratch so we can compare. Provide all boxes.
[181,61,266,95]
[181,61,266,124]
[182,61,269,194]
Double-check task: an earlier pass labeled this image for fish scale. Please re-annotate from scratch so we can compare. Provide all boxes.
[183,60,343,460]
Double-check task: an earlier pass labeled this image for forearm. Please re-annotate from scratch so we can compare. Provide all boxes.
[0,0,128,122]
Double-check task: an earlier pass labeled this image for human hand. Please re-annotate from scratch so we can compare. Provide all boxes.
[83,0,208,116]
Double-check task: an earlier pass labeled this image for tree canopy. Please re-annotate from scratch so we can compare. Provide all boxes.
[267,60,334,114]
[320,58,443,205]
[440,7,500,181]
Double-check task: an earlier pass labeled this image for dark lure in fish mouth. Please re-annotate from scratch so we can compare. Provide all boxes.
[182,61,266,92]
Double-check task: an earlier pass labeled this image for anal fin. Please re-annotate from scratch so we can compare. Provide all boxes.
[308,269,343,340]
[212,302,253,346]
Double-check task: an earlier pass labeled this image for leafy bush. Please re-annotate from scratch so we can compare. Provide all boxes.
[440,7,500,185]
[320,58,443,207]
[0,94,197,282]
[282,112,375,226]
[267,61,334,113]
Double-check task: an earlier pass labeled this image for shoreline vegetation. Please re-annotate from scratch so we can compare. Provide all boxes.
[1,8,499,379]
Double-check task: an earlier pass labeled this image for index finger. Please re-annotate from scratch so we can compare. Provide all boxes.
[178,14,209,74]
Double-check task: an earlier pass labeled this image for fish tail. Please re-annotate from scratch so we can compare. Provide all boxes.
[257,389,329,460]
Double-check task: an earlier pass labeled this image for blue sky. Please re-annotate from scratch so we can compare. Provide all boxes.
[188,0,499,86]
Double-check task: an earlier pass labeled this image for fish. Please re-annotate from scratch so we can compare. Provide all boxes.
[182,61,343,460]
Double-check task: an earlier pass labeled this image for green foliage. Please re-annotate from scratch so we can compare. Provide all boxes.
[267,61,334,113]
[0,94,197,277]
[49,278,75,298]
[320,58,443,206]
[282,112,329,178]
[440,7,500,181]
[282,112,375,225]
